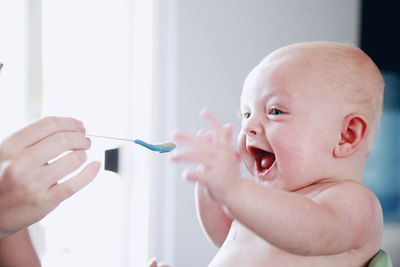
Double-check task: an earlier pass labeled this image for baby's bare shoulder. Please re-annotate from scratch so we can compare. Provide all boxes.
[311,180,382,247]
[315,180,378,200]
[310,180,381,213]
[301,179,375,199]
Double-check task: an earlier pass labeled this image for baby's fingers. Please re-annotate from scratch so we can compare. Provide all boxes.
[195,129,214,142]
[223,123,234,143]
[170,148,211,165]
[173,130,209,147]
[147,258,170,267]
[183,166,205,183]
[200,107,227,143]
[148,259,158,267]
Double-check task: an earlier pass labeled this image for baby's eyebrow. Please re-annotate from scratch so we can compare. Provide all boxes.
[264,92,292,104]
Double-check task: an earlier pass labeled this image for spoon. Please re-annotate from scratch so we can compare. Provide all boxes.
[87,134,176,153]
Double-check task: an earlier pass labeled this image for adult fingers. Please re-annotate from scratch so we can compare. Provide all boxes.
[41,150,88,186]
[0,117,85,161]
[21,132,91,167]
[49,161,101,204]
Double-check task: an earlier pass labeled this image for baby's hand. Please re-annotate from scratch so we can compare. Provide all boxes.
[171,108,242,202]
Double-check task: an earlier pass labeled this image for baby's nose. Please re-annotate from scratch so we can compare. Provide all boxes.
[242,115,263,136]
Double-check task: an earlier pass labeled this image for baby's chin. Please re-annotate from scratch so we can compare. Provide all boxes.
[259,178,287,190]
[254,176,299,192]
[243,160,297,191]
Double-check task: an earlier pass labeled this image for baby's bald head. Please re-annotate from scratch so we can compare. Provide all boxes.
[259,41,384,148]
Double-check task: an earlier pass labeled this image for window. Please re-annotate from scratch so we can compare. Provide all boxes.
[1,0,161,266]
[0,0,28,137]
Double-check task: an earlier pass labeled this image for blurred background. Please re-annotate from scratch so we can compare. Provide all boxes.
[0,0,398,266]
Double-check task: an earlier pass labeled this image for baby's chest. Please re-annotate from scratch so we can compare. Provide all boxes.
[224,221,274,251]
[221,221,366,267]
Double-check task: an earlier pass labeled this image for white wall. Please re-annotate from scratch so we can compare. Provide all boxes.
[156,0,362,266]
[0,0,29,136]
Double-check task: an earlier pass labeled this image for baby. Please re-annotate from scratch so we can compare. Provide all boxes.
[171,41,384,266]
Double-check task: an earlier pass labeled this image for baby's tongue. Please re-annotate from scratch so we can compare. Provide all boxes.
[261,155,274,169]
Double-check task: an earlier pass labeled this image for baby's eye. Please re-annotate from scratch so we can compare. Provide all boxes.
[269,108,284,115]
[241,112,251,119]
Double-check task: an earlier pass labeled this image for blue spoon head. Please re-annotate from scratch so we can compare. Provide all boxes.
[133,139,176,153]
[156,142,176,153]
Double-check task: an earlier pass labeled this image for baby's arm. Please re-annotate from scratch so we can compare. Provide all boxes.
[172,108,382,256]
[196,183,233,247]
[220,178,382,255]
[176,113,235,247]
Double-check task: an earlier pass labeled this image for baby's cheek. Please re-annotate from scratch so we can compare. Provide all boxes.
[275,138,308,173]
[236,133,253,174]
[238,150,252,172]
[237,132,247,154]
[274,135,299,160]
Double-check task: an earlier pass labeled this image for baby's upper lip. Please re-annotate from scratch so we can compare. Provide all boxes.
[246,143,272,154]
[247,145,274,161]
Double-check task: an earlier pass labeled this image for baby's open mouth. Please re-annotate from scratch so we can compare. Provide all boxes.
[248,147,276,174]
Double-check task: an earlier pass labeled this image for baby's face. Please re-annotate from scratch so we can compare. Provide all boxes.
[238,56,344,191]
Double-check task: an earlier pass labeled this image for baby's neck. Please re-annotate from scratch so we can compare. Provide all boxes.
[331,157,366,182]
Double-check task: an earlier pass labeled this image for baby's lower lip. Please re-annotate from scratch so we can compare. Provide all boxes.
[255,161,275,180]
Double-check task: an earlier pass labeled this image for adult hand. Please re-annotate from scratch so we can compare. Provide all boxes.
[0,117,101,238]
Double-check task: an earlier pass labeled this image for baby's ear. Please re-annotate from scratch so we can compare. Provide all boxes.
[333,113,369,158]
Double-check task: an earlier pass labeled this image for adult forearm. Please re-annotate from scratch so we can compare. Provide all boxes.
[0,229,41,267]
